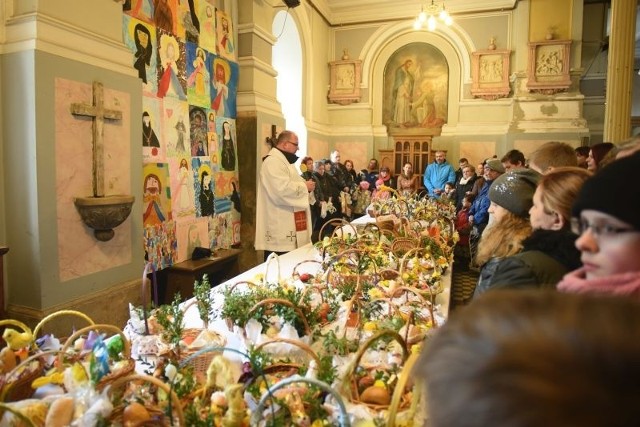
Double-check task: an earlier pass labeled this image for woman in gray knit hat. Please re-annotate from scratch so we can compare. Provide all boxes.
[473,168,540,296]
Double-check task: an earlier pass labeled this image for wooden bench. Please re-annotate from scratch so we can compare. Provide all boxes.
[155,248,242,304]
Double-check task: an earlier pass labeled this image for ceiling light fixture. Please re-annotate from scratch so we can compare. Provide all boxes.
[413,0,453,31]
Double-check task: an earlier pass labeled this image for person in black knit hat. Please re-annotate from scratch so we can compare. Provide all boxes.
[558,151,640,299]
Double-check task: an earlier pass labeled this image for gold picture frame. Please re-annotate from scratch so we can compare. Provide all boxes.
[328,58,362,105]
[471,49,511,100]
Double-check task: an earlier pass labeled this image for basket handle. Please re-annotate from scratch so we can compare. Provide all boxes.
[107,373,185,426]
[59,324,131,371]
[254,338,320,367]
[387,352,421,427]
[141,262,158,335]
[350,330,409,379]
[251,376,351,427]
[291,259,323,279]
[247,298,311,336]
[0,320,33,346]
[225,280,257,293]
[0,402,37,426]
[32,310,95,342]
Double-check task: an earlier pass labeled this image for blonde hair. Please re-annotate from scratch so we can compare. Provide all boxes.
[537,167,592,226]
[528,141,577,172]
[475,212,531,266]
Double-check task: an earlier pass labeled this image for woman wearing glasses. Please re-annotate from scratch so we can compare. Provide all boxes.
[558,151,640,297]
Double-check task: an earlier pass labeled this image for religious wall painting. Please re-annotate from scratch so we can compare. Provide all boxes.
[124,16,158,95]
[186,42,211,108]
[142,95,164,162]
[143,163,173,228]
[215,9,236,62]
[210,56,238,119]
[168,157,196,218]
[161,97,189,157]
[156,30,187,100]
[176,217,208,262]
[189,105,209,156]
[209,211,238,249]
[144,220,178,270]
[328,50,362,105]
[215,117,236,171]
[123,0,154,24]
[191,157,215,218]
[197,1,216,54]
[383,43,449,131]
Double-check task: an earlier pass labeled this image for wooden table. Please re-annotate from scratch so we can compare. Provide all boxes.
[156,248,242,304]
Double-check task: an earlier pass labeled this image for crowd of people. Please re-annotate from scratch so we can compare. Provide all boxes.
[255,131,640,425]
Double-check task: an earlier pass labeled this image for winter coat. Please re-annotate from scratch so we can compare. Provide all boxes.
[475,229,581,296]
[423,160,456,197]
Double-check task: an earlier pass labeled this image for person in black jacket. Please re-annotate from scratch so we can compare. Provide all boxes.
[476,167,592,295]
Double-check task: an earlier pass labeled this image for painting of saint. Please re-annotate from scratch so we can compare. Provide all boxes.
[210,57,238,119]
[383,43,449,130]
[156,31,187,100]
[216,9,236,61]
[190,106,209,156]
[143,164,172,227]
[186,43,211,107]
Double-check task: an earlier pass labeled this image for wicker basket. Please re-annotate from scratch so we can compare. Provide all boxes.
[0,320,41,402]
[247,298,312,338]
[251,376,351,427]
[345,329,410,412]
[107,373,185,426]
[32,310,94,347]
[59,324,135,392]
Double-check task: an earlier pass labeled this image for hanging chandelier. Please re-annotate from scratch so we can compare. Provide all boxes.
[413,0,453,31]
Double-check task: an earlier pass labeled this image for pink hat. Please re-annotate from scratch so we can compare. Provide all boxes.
[359,181,370,190]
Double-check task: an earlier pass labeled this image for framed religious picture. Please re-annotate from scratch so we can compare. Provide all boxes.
[526,39,572,94]
[328,51,362,105]
[471,47,511,100]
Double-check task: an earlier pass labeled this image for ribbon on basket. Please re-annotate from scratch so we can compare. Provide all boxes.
[141,262,159,336]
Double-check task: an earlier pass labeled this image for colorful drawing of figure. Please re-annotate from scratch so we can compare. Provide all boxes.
[143,173,167,226]
[186,223,202,258]
[190,107,208,156]
[175,158,193,215]
[199,170,215,216]
[216,10,235,60]
[142,111,160,147]
[199,4,216,53]
[126,0,154,23]
[175,117,187,152]
[153,0,174,34]
[187,47,208,96]
[220,120,236,171]
[157,34,186,100]
[133,23,153,84]
[211,59,230,117]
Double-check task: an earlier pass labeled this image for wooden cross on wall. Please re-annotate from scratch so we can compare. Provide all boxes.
[70,81,123,198]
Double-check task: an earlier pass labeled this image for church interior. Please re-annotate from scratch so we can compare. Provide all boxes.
[0,0,636,332]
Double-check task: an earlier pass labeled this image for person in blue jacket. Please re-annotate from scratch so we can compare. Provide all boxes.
[423,151,456,197]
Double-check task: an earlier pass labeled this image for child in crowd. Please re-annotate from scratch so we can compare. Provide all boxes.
[454,195,472,272]
[442,181,456,205]
[557,151,640,298]
[352,180,371,218]
[372,178,391,200]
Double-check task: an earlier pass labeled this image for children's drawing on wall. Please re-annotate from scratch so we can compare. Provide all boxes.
[229,176,241,214]
[186,43,211,107]
[176,218,209,262]
[157,31,187,100]
[153,0,176,35]
[124,0,154,24]
[383,42,449,130]
[169,157,196,218]
[142,96,164,162]
[215,9,236,62]
[198,2,216,54]
[179,0,200,43]
[143,163,172,227]
[124,17,157,94]
[144,220,177,270]
[210,57,238,118]
[217,118,236,171]
[162,97,189,157]
[192,158,215,217]
[189,106,209,156]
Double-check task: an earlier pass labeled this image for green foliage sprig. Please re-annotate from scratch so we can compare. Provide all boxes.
[155,293,185,347]
[193,274,214,328]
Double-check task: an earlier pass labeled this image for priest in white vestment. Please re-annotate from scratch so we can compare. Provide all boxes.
[255,130,315,259]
